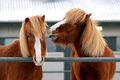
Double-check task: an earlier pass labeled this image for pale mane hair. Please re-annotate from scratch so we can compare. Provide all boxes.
[65,8,106,56]
[19,16,46,57]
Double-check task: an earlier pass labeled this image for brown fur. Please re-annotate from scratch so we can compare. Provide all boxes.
[49,8,116,80]
[0,15,47,80]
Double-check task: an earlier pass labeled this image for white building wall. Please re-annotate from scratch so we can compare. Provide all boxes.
[43,52,64,80]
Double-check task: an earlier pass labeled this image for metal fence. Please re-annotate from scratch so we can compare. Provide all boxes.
[0,56,120,80]
[0,57,120,62]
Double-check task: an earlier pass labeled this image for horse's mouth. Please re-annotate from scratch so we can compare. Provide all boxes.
[33,56,44,66]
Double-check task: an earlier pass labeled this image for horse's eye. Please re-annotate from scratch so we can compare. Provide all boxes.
[27,35,30,38]
[56,28,59,32]
[56,25,62,31]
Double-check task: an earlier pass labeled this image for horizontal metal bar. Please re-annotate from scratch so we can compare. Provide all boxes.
[0,57,120,62]
[45,57,120,62]
[43,70,70,73]
[0,57,32,62]
[43,70,120,73]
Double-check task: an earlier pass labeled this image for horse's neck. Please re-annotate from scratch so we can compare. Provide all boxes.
[0,39,21,57]
[72,42,114,57]
[72,42,89,57]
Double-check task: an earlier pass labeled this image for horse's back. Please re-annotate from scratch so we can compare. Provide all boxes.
[0,39,21,57]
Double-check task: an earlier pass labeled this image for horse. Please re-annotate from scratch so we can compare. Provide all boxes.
[0,15,47,80]
[48,8,116,80]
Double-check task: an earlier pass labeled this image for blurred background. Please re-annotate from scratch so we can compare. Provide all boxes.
[0,0,120,80]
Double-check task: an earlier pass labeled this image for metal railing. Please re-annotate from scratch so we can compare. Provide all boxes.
[0,57,120,62]
[0,57,119,74]
[0,55,120,80]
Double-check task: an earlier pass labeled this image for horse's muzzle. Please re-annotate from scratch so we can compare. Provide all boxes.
[33,56,44,66]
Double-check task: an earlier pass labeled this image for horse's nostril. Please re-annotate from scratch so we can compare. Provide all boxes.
[49,34,57,38]
[33,56,37,62]
[49,34,58,40]
[49,35,54,38]
[33,56,44,66]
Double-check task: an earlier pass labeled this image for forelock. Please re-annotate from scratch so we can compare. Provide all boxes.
[65,8,87,24]
[28,16,46,39]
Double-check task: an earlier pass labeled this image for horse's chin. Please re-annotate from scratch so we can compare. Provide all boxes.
[53,40,70,48]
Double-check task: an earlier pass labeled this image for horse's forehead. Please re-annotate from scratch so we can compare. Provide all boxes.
[26,23,32,32]
[50,19,66,31]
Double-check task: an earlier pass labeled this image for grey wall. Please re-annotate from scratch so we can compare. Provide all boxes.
[0,22,21,38]
[100,22,120,51]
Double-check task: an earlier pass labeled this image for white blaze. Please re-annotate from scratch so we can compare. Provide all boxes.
[34,37,42,64]
[49,19,66,32]
[49,20,103,32]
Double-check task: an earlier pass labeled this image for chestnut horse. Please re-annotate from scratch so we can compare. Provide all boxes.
[0,15,47,80]
[48,8,116,80]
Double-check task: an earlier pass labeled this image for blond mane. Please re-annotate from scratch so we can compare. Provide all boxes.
[19,16,46,57]
[65,8,106,56]
[81,19,106,56]
[65,8,86,24]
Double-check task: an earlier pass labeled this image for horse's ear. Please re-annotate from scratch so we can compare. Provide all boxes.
[86,13,92,18]
[42,15,45,22]
[84,13,92,22]
[25,18,29,23]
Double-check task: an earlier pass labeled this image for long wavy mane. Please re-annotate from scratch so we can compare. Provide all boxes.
[65,8,106,56]
[19,16,46,57]
[81,19,106,56]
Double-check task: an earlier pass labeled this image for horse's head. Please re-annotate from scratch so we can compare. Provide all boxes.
[48,8,106,56]
[48,8,91,45]
[20,15,47,66]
